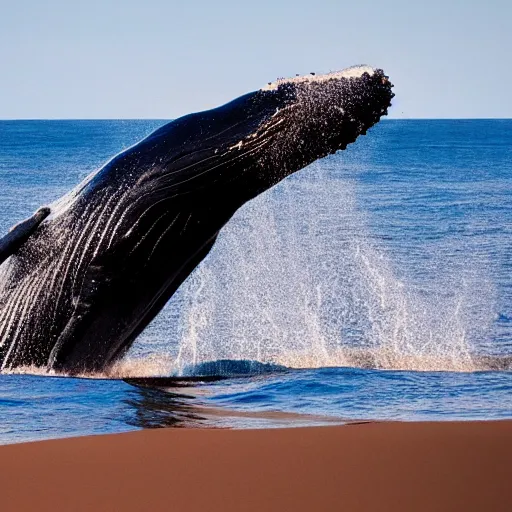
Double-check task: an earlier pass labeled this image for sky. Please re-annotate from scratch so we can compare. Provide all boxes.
[0,0,510,119]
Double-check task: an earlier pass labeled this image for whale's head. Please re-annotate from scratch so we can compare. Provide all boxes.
[129,65,394,209]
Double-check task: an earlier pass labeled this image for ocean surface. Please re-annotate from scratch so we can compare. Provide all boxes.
[0,119,511,444]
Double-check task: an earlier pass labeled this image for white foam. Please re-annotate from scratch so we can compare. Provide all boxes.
[262,65,376,91]
[127,161,496,376]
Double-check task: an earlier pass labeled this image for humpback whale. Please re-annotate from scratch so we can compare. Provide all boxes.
[0,66,394,374]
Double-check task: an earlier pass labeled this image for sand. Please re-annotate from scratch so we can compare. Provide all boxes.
[0,421,510,511]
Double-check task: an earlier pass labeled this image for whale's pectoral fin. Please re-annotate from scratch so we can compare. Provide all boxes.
[0,207,51,265]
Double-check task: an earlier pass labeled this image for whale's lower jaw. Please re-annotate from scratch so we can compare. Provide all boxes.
[0,66,393,374]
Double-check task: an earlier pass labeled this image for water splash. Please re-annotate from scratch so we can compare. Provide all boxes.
[126,160,497,376]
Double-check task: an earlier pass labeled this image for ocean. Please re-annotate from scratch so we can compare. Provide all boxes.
[0,119,511,444]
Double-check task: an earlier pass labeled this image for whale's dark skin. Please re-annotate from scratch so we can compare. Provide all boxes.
[0,207,50,264]
[0,67,394,374]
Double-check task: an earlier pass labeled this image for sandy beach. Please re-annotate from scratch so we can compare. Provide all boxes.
[0,420,510,511]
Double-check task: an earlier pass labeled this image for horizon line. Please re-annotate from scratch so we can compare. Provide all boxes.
[0,117,511,122]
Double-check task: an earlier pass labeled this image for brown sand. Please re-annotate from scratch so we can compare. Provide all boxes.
[0,421,510,511]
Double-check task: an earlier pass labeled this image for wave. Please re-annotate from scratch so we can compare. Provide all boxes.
[107,352,512,380]
[3,349,511,381]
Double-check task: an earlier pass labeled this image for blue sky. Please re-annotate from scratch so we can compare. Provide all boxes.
[1,0,510,119]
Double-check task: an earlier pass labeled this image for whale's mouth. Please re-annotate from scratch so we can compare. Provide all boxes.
[261,65,378,91]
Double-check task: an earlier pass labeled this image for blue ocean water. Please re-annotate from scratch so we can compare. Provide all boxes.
[0,119,511,444]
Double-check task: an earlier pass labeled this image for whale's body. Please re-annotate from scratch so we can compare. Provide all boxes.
[0,66,393,374]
